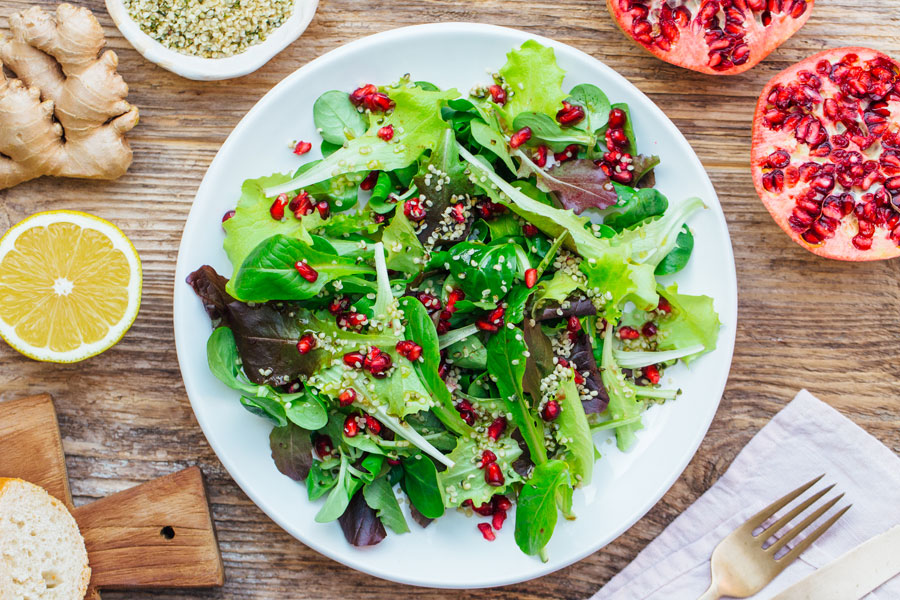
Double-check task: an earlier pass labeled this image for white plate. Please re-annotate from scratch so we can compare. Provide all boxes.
[106,0,319,80]
[173,23,737,588]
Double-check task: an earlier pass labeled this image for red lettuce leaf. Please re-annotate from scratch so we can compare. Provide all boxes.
[338,491,387,547]
[187,265,326,386]
[269,423,313,481]
[570,331,610,414]
[543,159,618,214]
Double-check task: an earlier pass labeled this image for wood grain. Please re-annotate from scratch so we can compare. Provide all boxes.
[73,467,225,590]
[1,1,899,598]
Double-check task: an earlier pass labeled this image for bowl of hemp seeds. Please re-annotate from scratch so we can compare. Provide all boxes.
[106,0,319,80]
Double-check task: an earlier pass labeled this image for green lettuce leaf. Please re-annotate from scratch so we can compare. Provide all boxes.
[555,374,593,485]
[657,284,720,365]
[439,436,522,508]
[499,40,568,124]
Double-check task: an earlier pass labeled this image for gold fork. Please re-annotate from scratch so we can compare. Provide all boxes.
[698,475,851,600]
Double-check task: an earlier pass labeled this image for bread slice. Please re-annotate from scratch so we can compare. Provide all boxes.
[0,478,90,600]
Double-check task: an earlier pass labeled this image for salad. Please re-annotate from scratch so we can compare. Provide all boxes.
[187,40,720,559]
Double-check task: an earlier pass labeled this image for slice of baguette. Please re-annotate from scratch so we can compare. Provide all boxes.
[0,478,90,600]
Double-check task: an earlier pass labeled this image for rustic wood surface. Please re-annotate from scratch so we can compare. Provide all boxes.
[1,0,899,598]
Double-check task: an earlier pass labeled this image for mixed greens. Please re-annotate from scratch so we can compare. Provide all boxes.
[188,40,720,559]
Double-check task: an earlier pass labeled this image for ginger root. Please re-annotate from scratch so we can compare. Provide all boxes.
[0,4,138,189]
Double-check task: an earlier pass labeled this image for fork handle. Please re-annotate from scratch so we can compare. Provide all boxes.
[697,582,720,600]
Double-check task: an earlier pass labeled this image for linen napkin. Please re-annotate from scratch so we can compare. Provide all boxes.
[593,389,900,600]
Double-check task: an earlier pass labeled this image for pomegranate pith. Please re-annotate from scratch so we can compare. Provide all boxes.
[607,0,814,75]
[751,47,900,261]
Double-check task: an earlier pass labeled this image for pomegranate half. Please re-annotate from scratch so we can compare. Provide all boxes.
[751,47,900,261]
[607,0,813,75]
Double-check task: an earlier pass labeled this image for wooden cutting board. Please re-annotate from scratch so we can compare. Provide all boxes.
[0,394,225,597]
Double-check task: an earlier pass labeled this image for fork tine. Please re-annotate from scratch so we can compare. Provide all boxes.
[744,474,824,529]
[775,504,851,566]
[757,484,835,540]
[769,495,848,556]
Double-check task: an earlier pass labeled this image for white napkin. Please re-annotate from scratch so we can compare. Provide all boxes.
[593,389,900,600]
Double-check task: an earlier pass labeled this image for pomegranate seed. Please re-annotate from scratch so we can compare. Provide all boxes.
[618,325,640,340]
[566,316,581,332]
[329,297,349,315]
[657,297,672,316]
[294,260,318,283]
[606,128,628,150]
[447,289,465,305]
[484,462,505,486]
[492,510,507,531]
[472,501,494,516]
[488,84,507,106]
[643,364,661,384]
[360,171,379,191]
[522,223,539,237]
[555,144,580,162]
[477,523,496,541]
[350,84,377,105]
[509,127,532,149]
[608,108,627,129]
[364,415,382,435]
[487,417,507,441]
[296,334,316,354]
[313,435,333,458]
[366,92,395,112]
[533,145,548,168]
[343,415,359,437]
[404,197,427,222]
[476,320,498,332]
[289,190,313,216]
[387,458,401,465]
[377,125,394,141]
[557,357,569,368]
[437,320,451,334]
[642,322,658,337]
[343,351,365,369]
[372,213,387,224]
[451,203,467,223]
[573,370,585,385]
[556,101,586,126]
[338,311,368,329]
[222,209,236,223]
[480,450,497,467]
[315,201,330,219]
[495,495,512,512]
[270,193,289,220]
[395,340,423,361]
[524,268,538,289]
[293,140,312,155]
[338,388,357,407]
[541,400,561,421]
[417,292,442,311]
[363,347,393,378]
[459,410,476,425]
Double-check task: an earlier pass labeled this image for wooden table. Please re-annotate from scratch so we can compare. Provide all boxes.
[1,1,898,598]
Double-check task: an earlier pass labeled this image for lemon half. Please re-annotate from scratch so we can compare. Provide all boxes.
[0,211,142,363]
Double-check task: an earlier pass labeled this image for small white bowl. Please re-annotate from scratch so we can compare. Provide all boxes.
[106,0,319,80]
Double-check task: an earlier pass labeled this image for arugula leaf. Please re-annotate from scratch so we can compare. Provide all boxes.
[383,209,426,275]
[511,112,593,152]
[446,241,519,301]
[363,476,410,534]
[499,40,568,123]
[313,90,369,145]
[655,226,694,275]
[514,459,569,557]
[398,297,471,436]
[486,326,548,464]
[240,395,287,426]
[339,489,387,546]
[401,454,445,519]
[555,374,593,485]
[270,422,313,481]
[439,436,522,508]
[232,235,374,302]
[602,185,668,232]
[471,120,516,171]
[567,83,611,133]
[266,83,459,197]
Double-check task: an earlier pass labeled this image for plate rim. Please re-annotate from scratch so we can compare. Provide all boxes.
[173,21,738,588]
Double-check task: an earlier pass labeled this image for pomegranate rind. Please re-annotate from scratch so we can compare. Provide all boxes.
[606,0,814,76]
[751,47,900,261]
